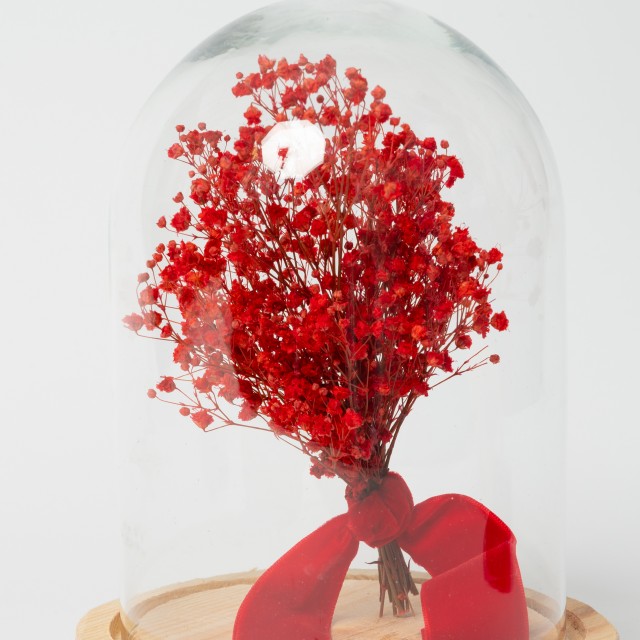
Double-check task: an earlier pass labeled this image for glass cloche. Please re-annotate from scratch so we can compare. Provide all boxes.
[111,1,566,638]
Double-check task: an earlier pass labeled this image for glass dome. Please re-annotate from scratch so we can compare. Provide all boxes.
[112,1,565,639]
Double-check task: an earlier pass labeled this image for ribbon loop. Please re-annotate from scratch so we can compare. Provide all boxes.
[400,494,528,640]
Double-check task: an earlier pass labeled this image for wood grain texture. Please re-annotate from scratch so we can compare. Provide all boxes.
[76,573,618,640]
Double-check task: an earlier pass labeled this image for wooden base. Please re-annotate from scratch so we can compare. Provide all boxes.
[77,573,618,640]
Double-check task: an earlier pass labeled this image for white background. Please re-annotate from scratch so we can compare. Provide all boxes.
[0,0,638,638]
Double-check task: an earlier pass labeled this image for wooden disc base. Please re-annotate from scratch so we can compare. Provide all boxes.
[77,574,618,640]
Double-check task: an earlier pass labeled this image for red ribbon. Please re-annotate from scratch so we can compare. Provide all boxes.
[233,473,528,640]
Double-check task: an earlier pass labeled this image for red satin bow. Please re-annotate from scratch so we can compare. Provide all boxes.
[233,473,528,640]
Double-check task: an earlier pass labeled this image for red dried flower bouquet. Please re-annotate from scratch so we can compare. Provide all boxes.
[124,54,527,640]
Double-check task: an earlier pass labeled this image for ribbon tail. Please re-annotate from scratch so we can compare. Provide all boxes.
[233,513,358,640]
[399,494,529,640]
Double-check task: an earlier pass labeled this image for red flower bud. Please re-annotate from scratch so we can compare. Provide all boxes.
[157,377,176,393]
[490,311,509,331]
[192,411,213,430]
[123,313,144,332]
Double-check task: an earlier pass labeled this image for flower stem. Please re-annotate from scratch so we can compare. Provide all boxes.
[377,539,419,618]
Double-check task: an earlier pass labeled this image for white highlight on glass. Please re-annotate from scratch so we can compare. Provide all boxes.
[261,120,326,181]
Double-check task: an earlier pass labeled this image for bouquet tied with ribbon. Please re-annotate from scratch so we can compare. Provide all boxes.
[125,54,528,640]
